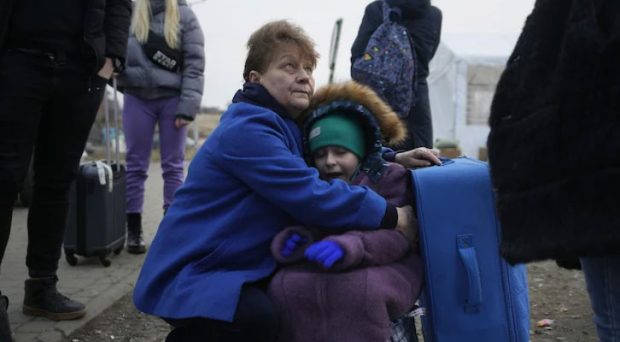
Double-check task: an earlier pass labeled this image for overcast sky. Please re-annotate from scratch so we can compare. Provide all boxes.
[190,0,536,109]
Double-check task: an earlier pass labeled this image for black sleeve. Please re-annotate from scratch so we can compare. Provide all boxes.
[427,6,443,59]
[350,1,383,64]
[104,0,132,65]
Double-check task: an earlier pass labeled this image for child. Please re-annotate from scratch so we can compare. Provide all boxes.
[268,81,424,342]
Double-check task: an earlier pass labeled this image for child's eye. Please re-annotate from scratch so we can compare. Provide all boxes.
[334,147,349,155]
[313,150,327,159]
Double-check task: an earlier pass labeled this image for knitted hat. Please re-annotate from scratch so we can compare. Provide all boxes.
[308,113,366,159]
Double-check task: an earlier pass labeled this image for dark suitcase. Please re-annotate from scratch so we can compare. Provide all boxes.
[64,79,126,267]
[411,157,530,342]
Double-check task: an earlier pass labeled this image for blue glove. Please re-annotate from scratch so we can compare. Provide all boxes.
[281,233,308,258]
[304,240,344,269]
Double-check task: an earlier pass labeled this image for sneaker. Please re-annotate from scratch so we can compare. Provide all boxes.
[22,276,86,321]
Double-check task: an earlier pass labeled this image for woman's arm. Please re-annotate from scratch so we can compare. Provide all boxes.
[216,111,396,231]
[176,8,205,120]
[104,0,132,71]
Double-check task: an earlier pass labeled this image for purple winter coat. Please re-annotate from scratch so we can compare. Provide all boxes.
[268,163,424,342]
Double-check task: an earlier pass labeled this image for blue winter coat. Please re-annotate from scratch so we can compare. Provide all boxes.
[133,84,389,322]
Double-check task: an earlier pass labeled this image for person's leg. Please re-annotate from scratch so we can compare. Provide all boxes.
[24,56,105,320]
[166,284,279,342]
[156,96,186,211]
[580,256,620,342]
[0,48,50,339]
[122,94,157,254]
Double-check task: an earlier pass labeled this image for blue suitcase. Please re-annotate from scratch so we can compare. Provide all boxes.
[411,157,529,342]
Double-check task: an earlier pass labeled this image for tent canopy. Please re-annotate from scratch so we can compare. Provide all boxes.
[428,33,518,159]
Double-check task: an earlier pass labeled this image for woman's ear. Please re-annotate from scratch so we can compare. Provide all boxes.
[248,71,261,83]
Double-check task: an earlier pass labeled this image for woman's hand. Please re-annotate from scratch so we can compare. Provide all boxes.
[395,147,441,169]
[175,118,192,129]
[97,57,114,80]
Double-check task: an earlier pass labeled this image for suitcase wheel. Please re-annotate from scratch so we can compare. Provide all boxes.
[113,246,123,255]
[65,249,78,266]
[97,252,111,267]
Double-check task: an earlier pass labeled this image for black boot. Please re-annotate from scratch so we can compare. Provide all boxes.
[126,213,146,254]
[22,276,85,321]
[0,293,12,341]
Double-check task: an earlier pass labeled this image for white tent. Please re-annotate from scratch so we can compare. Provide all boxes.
[428,33,518,159]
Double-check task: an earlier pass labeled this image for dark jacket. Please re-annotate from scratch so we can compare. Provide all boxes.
[487,0,620,264]
[0,0,131,73]
[351,0,442,149]
[133,83,392,322]
[269,82,423,342]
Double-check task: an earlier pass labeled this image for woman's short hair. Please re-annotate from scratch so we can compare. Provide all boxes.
[243,20,319,81]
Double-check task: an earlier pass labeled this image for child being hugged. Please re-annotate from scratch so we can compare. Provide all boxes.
[268,81,424,342]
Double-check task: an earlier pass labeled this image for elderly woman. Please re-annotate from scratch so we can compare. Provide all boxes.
[133,20,439,342]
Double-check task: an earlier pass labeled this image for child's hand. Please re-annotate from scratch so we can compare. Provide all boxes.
[281,233,308,257]
[304,240,344,269]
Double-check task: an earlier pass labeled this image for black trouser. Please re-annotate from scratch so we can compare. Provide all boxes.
[166,284,279,342]
[0,48,106,277]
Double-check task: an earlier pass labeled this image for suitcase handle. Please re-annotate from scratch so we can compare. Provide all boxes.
[457,234,483,313]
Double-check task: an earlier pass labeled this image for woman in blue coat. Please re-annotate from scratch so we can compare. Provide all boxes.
[133,20,439,342]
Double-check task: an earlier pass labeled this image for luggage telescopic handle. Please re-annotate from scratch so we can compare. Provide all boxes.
[112,78,121,165]
[102,78,122,166]
[103,87,112,165]
[457,234,483,313]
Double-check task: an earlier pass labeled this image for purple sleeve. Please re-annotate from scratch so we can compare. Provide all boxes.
[270,226,317,264]
[325,229,411,271]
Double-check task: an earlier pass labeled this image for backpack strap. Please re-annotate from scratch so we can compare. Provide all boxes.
[382,0,402,23]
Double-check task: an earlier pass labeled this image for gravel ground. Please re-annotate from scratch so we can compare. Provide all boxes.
[65,260,598,342]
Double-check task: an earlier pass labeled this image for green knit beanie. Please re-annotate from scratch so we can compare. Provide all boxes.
[308,113,366,159]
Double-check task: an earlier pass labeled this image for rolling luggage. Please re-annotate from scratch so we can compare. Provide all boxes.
[411,157,529,342]
[64,79,126,267]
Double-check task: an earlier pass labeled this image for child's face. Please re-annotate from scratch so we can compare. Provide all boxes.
[313,146,361,182]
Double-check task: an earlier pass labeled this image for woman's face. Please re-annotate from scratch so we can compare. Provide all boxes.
[249,43,315,118]
[313,146,361,182]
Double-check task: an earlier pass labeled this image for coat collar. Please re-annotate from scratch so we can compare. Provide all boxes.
[232,82,291,119]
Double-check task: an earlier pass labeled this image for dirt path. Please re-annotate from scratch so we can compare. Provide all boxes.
[65,260,598,342]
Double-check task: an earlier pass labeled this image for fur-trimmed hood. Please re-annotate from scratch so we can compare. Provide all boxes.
[301,81,406,147]
[299,81,406,181]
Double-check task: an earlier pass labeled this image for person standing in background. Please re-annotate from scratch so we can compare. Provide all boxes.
[0,0,131,338]
[487,1,620,341]
[117,0,204,254]
[351,0,442,150]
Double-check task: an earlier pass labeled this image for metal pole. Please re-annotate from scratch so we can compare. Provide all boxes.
[328,18,343,84]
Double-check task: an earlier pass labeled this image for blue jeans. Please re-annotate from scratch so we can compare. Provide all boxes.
[581,256,620,342]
